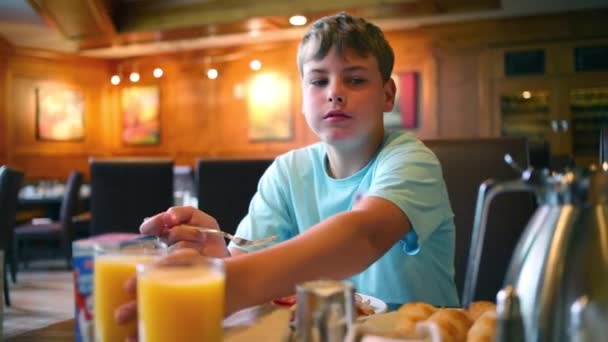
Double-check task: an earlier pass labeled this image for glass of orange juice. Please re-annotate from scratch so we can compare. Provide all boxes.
[137,256,225,342]
[93,238,166,342]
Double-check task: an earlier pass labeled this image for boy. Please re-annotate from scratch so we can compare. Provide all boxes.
[119,12,458,323]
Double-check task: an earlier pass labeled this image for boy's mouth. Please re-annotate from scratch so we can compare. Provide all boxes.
[323,110,351,119]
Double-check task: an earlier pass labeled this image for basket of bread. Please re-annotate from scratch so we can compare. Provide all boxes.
[346,301,496,342]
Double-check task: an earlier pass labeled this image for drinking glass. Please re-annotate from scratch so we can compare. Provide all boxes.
[137,256,225,342]
[93,238,166,342]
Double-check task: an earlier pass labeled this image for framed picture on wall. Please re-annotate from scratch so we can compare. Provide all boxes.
[384,72,419,130]
[35,85,85,141]
[247,73,293,141]
[121,85,160,145]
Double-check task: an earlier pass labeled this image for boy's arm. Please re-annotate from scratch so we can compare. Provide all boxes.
[228,247,247,256]
[224,195,409,314]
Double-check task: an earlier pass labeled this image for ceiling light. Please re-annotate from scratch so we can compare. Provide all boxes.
[249,29,261,37]
[522,90,531,99]
[111,75,121,85]
[289,15,307,26]
[207,68,219,80]
[250,60,262,71]
[153,67,163,78]
[130,72,140,82]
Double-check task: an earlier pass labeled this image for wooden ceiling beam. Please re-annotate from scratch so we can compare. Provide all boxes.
[85,0,118,36]
[27,0,118,40]
[115,0,418,32]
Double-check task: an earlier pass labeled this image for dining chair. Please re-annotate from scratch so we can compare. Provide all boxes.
[0,165,24,306]
[424,137,536,303]
[196,159,273,236]
[89,158,174,235]
[14,170,84,270]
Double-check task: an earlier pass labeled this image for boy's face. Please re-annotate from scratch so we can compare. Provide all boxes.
[300,47,395,148]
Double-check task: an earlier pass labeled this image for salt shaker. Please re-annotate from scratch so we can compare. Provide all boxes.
[294,280,355,342]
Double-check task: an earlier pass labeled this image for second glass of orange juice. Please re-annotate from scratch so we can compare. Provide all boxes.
[137,256,225,342]
[93,238,166,342]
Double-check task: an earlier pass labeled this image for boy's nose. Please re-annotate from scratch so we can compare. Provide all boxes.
[328,94,345,103]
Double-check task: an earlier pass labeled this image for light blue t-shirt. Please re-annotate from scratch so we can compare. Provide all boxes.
[229,131,459,306]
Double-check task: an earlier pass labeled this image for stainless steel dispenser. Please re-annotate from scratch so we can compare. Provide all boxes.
[463,157,608,341]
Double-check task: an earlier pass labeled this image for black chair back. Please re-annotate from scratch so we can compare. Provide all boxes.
[59,171,83,243]
[196,159,272,236]
[90,158,173,235]
[0,165,24,305]
[424,137,536,302]
[14,170,84,269]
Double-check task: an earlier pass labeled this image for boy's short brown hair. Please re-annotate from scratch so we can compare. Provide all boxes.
[297,12,394,82]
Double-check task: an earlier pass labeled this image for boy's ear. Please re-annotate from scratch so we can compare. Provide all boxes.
[383,77,397,112]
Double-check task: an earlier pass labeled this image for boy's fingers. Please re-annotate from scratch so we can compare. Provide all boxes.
[162,248,201,262]
[114,301,137,325]
[168,241,204,254]
[139,213,166,235]
[165,225,204,245]
[124,275,137,294]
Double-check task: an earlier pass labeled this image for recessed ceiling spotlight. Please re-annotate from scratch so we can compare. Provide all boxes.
[289,15,307,26]
[111,75,121,85]
[130,72,140,82]
[207,68,219,79]
[250,60,262,71]
[249,29,261,37]
[153,67,163,78]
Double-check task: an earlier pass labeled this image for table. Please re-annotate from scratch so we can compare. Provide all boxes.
[5,305,292,342]
[6,303,401,341]
[17,184,90,221]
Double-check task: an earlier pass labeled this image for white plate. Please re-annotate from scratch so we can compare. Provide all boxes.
[357,293,388,314]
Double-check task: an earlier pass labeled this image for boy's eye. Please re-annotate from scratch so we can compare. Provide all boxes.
[310,79,328,86]
[348,77,366,85]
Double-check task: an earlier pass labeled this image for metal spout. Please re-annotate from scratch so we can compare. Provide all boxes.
[570,296,590,342]
[495,286,525,342]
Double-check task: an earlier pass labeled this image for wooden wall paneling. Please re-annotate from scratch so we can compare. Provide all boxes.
[0,44,10,164]
[434,46,483,138]
[0,38,13,164]
[0,35,11,50]
[4,10,607,179]
[169,62,219,157]
[216,58,255,156]
[423,10,608,50]
[8,76,105,155]
[477,48,493,137]
[386,32,439,139]
[6,49,111,179]
[203,41,307,158]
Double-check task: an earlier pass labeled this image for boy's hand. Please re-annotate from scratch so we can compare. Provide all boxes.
[140,206,230,258]
[114,249,202,342]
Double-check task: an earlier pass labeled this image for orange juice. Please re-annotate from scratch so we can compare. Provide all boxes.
[138,260,225,342]
[93,254,156,342]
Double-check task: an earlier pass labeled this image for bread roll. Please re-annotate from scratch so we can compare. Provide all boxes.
[394,302,437,337]
[467,301,496,321]
[467,310,497,342]
[426,308,473,342]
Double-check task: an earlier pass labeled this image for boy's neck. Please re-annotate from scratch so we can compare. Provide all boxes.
[325,131,386,179]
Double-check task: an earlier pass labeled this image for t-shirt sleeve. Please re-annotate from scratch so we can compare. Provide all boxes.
[366,143,453,247]
[228,159,296,253]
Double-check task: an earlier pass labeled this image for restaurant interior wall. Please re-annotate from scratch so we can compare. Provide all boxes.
[1,10,607,181]
[3,49,111,180]
[0,36,11,166]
